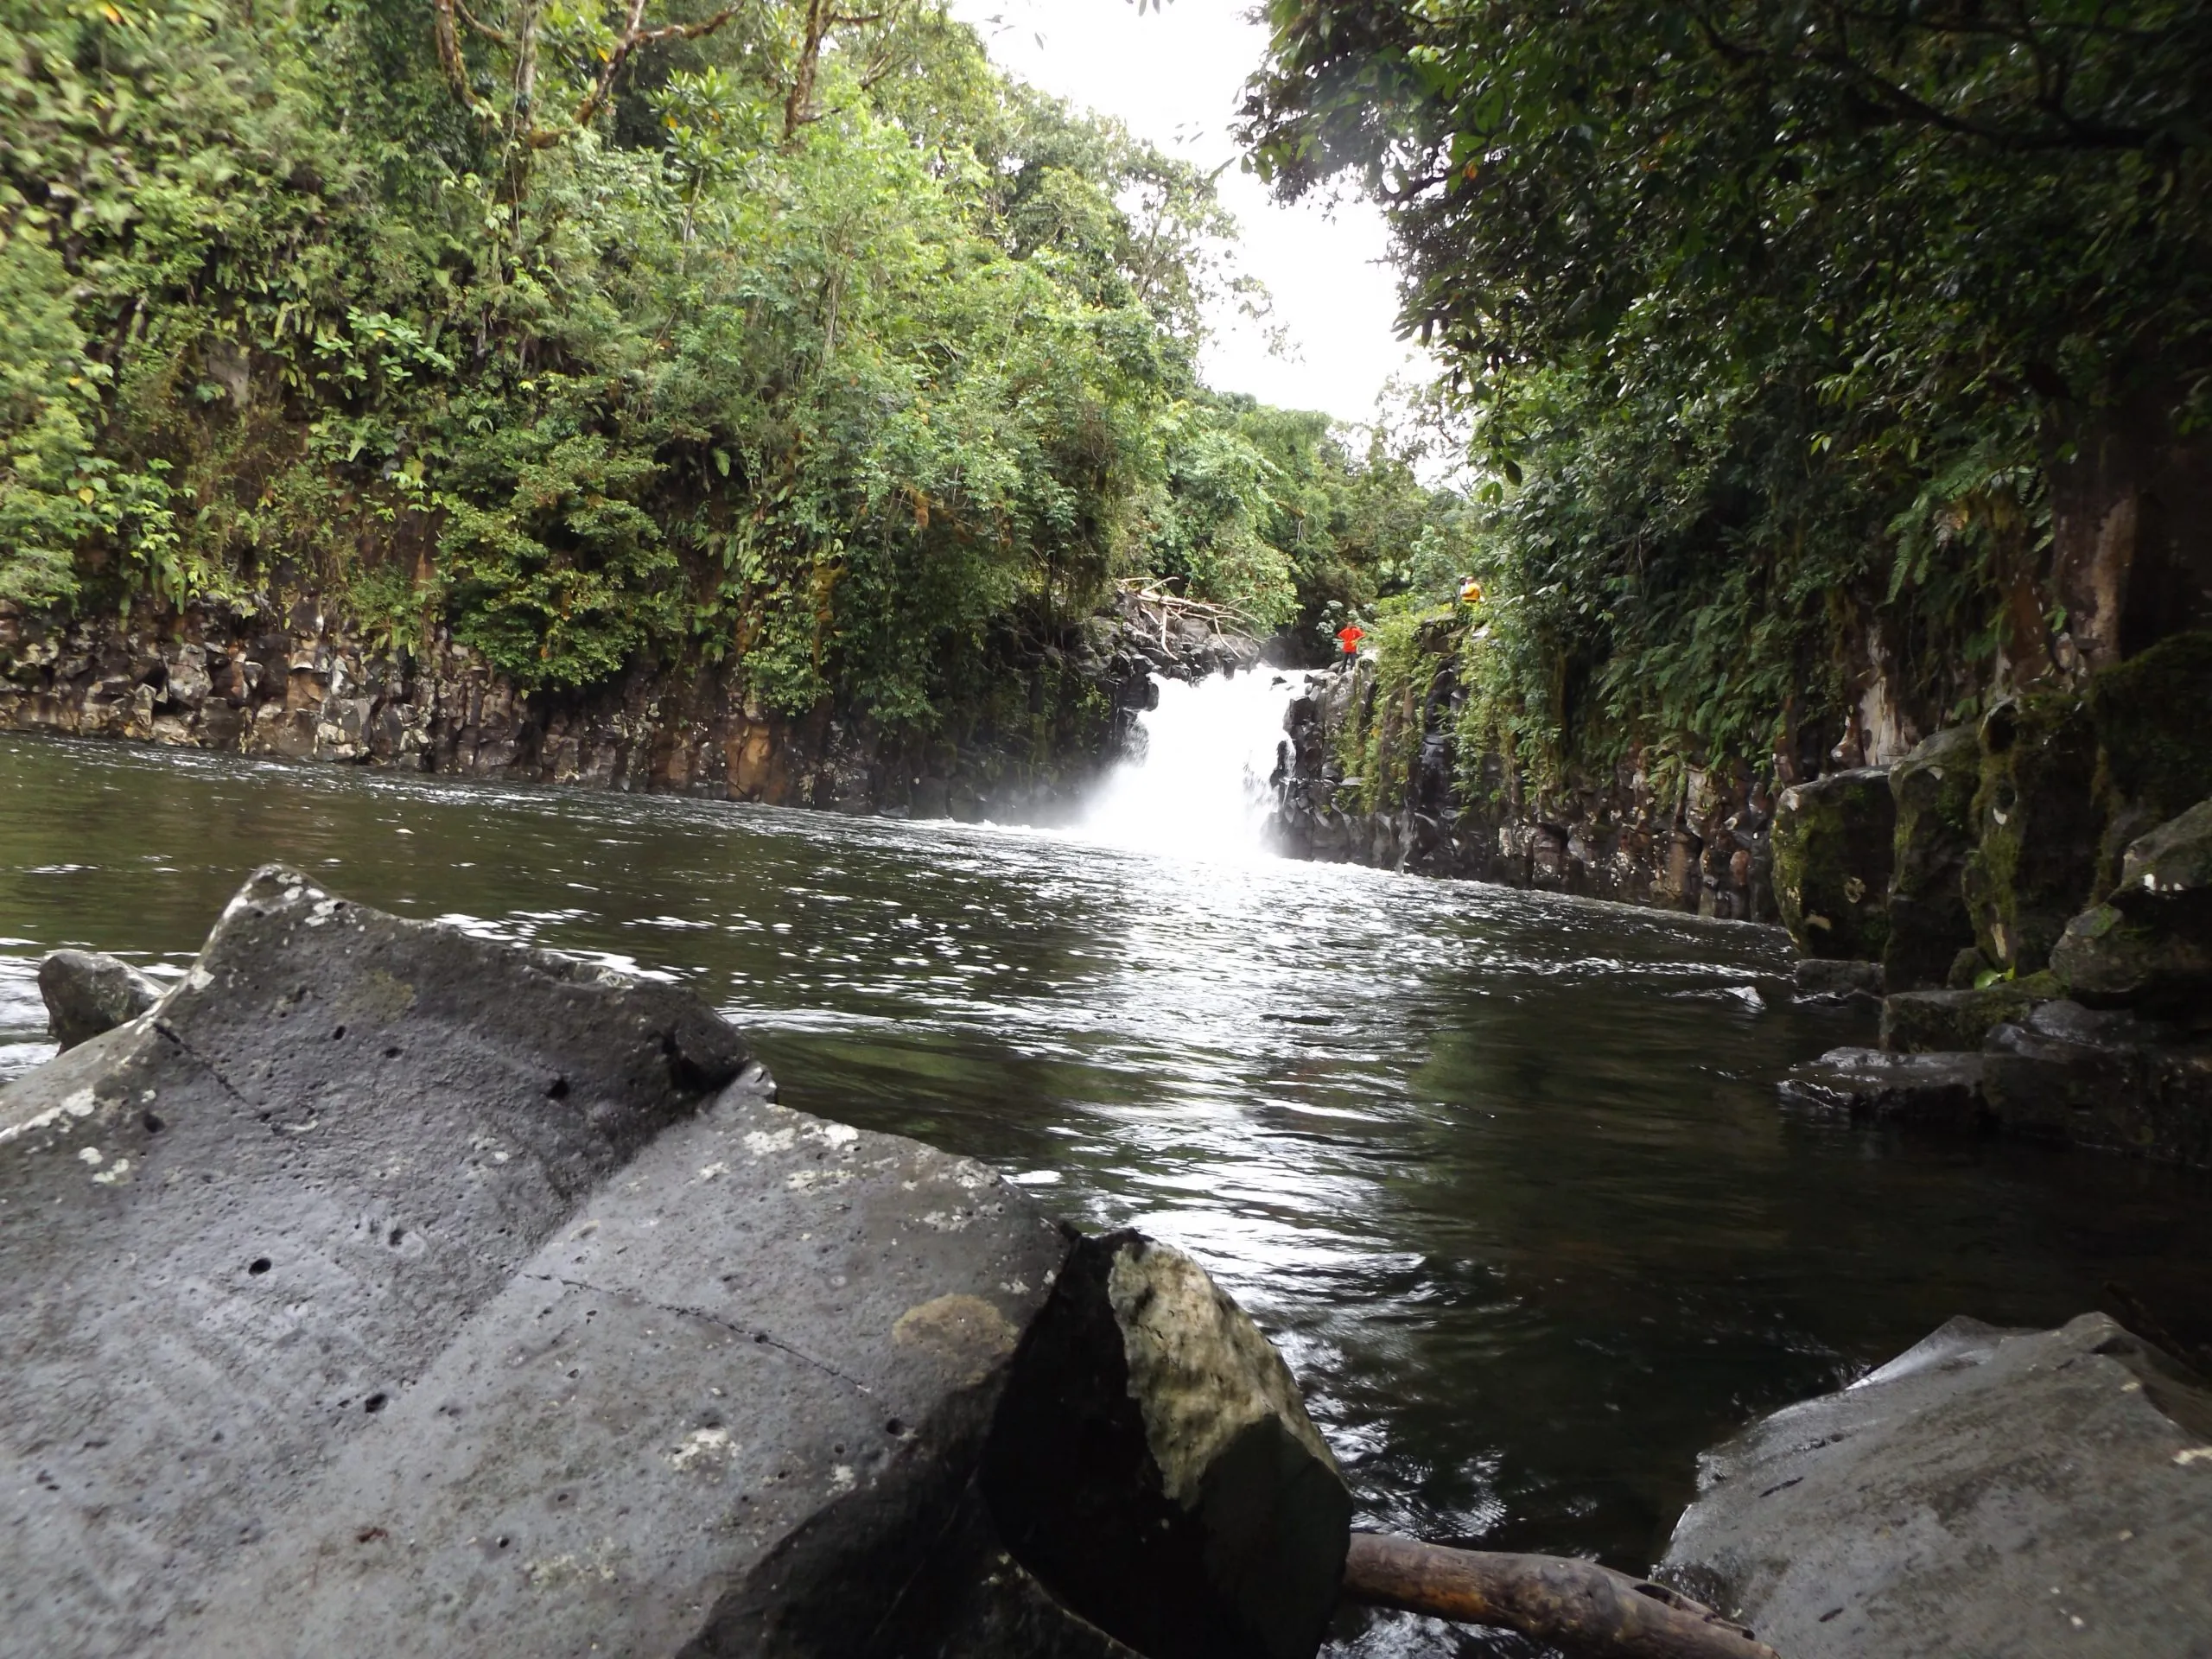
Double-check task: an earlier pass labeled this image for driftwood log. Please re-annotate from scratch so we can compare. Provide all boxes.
[1343,1532,1782,1659]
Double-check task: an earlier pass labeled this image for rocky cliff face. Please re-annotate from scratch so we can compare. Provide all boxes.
[0,593,1211,823]
[1268,646,1780,923]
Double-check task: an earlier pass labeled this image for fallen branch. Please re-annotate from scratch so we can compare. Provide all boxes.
[1342,1533,1781,1659]
[1111,575,1265,645]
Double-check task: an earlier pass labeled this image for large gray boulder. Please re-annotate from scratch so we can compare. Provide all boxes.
[0,867,1346,1658]
[1660,1313,2212,1658]
[36,946,162,1049]
[984,1232,1352,1659]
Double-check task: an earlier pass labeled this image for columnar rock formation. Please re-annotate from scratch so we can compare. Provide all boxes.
[0,596,1179,824]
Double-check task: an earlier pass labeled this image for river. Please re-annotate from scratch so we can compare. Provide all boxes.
[4,679,2209,1656]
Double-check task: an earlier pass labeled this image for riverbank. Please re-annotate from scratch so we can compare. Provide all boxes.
[1268,624,2212,1169]
[0,588,1255,826]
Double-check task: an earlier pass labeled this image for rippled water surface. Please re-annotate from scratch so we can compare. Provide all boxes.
[5,732,2209,1654]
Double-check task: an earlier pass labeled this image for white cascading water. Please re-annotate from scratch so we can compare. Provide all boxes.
[1079,669,1298,861]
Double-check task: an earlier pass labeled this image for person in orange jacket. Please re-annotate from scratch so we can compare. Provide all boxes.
[1335,623,1365,669]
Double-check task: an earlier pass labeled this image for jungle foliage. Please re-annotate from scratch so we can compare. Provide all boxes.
[1243,1,2212,787]
[0,0,1452,728]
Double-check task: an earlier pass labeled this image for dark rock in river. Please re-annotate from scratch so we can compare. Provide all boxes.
[1878,974,2060,1053]
[0,867,1345,1657]
[1789,957,1884,1002]
[1659,1313,2212,1659]
[985,1231,1352,1659]
[1771,766,1895,961]
[2050,797,2212,1026]
[1880,725,1981,990]
[1982,999,2212,1167]
[37,947,163,1050]
[1777,1046,1987,1129]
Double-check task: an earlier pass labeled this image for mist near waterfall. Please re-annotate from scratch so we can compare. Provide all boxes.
[1077,670,1300,862]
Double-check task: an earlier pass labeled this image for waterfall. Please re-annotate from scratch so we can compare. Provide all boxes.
[1079,669,1297,861]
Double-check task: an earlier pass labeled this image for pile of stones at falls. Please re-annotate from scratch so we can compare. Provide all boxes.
[9,871,2212,1658]
[1770,635,2212,1167]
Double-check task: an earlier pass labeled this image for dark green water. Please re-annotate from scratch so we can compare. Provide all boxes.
[5,732,2209,1656]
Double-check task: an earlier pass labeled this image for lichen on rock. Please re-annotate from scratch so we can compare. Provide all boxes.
[1962,691,2102,973]
[1882,726,1981,989]
[2050,797,2212,1025]
[1771,766,1895,960]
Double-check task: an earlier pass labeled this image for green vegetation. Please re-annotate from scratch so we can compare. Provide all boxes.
[0,0,1459,738]
[1244,1,2212,787]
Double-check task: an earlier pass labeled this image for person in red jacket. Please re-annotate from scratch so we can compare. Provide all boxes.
[1335,623,1365,668]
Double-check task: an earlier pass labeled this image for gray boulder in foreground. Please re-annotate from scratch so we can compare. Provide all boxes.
[0,867,1350,1659]
[36,946,162,1049]
[1660,1312,2212,1658]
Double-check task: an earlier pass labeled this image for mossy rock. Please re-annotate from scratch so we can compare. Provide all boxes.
[1883,726,1981,991]
[2050,798,2212,1026]
[1772,767,1895,960]
[1878,972,2063,1054]
[2088,629,2212,888]
[1961,693,2101,974]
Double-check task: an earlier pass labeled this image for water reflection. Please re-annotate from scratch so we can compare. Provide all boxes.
[3,734,2209,1656]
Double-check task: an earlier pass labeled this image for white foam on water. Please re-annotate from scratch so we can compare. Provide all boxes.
[1077,669,1299,863]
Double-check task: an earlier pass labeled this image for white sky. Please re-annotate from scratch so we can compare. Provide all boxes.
[944,0,1431,429]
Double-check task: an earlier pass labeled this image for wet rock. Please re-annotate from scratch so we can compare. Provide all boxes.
[2085,629,2212,886]
[1777,1047,1986,1129]
[1658,1313,2212,1659]
[1772,767,1895,960]
[1981,999,2212,1166]
[1881,726,1980,989]
[36,948,163,1050]
[0,868,1354,1659]
[0,868,1075,1657]
[984,1231,1353,1659]
[1791,957,1884,1003]
[1878,973,2060,1053]
[1961,692,2102,973]
[187,1082,1079,1659]
[2050,798,2212,1025]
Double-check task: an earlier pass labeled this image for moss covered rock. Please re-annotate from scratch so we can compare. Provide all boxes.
[1879,973,2063,1054]
[1773,767,1896,960]
[1883,726,1982,990]
[2050,798,2212,1027]
[2088,630,2212,888]
[1961,693,2102,973]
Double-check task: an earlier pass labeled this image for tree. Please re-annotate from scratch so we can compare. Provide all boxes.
[1238,0,2212,772]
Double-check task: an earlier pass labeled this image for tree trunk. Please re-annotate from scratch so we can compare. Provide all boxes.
[784,0,830,141]
[2045,379,2212,676]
